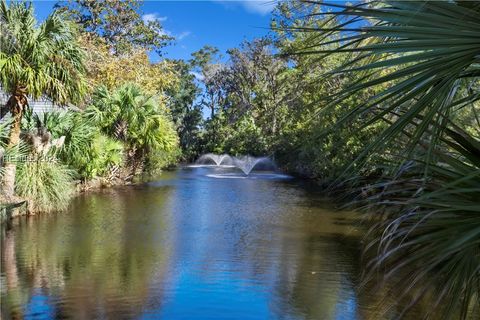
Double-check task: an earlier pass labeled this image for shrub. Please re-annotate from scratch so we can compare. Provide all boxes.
[16,159,75,213]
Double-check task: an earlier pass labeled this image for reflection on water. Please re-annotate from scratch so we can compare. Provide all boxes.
[2,167,431,319]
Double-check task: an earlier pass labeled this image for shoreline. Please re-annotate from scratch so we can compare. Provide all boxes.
[0,163,360,222]
[0,165,179,221]
[0,175,138,221]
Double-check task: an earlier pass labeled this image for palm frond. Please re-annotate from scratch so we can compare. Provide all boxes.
[291,1,480,318]
[296,0,480,169]
[0,0,86,104]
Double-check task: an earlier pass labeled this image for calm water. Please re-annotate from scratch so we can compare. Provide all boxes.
[1,167,429,319]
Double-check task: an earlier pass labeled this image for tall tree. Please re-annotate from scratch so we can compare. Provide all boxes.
[190,46,226,119]
[196,39,295,155]
[0,0,86,198]
[79,33,178,96]
[269,0,386,179]
[225,39,292,140]
[55,0,172,55]
[166,60,203,161]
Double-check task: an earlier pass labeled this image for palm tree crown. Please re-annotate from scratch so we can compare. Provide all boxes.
[0,0,86,197]
[86,84,178,159]
[0,0,86,104]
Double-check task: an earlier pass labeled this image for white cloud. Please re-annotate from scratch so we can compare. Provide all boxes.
[141,14,171,38]
[142,14,190,41]
[177,31,191,40]
[190,71,205,81]
[158,29,171,37]
[240,1,276,15]
[142,13,168,24]
[212,1,276,16]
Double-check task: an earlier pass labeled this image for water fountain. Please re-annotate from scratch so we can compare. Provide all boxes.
[232,155,275,175]
[193,153,288,179]
[196,153,233,166]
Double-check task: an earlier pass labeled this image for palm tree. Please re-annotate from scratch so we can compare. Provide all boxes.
[0,0,86,198]
[85,84,178,174]
[293,0,480,318]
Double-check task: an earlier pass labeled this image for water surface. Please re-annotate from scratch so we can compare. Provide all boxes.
[2,167,429,319]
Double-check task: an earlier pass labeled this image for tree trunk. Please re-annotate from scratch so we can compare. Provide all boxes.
[1,88,27,199]
[210,99,215,119]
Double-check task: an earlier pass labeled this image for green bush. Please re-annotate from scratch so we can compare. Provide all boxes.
[79,134,124,179]
[16,158,75,213]
[86,84,179,172]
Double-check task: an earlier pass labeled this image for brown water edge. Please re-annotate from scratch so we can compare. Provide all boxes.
[1,166,439,319]
[0,165,151,220]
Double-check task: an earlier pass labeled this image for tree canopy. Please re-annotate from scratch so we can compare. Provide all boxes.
[55,0,172,55]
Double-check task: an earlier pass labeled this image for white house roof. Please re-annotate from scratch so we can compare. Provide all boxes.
[0,87,72,122]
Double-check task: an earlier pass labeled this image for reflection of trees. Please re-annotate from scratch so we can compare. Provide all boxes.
[269,212,442,320]
[267,209,362,320]
[2,228,23,320]
[165,177,366,319]
[161,177,439,320]
[1,177,446,319]
[1,187,173,319]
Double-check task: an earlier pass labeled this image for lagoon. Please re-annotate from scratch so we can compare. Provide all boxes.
[1,166,429,319]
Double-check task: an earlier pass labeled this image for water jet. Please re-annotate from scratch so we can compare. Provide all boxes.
[195,154,276,175]
[196,153,233,166]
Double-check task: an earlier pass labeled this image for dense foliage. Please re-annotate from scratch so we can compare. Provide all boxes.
[166,60,203,161]
[85,84,178,175]
[79,33,178,97]
[0,0,179,212]
[1,0,479,318]
[0,0,86,200]
[284,1,480,318]
[55,0,172,55]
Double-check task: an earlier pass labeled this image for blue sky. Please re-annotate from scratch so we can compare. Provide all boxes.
[32,0,277,62]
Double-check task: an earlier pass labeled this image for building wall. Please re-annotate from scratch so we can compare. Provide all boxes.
[0,88,67,123]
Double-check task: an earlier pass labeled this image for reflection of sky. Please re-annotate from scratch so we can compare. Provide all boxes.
[141,168,299,319]
[24,290,55,320]
[334,279,358,320]
[140,167,359,320]
[335,296,358,320]
[140,270,273,320]
[5,167,366,319]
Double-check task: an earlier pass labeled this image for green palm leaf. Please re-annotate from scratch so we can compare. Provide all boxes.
[298,1,480,168]
[291,1,480,318]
